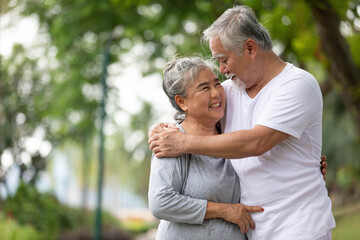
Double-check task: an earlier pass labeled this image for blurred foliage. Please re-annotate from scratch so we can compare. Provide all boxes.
[332,201,360,240]
[122,218,158,235]
[333,212,360,240]
[322,90,360,186]
[0,44,52,189]
[0,212,41,240]
[1,182,134,239]
[3,182,83,239]
[104,101,156,199]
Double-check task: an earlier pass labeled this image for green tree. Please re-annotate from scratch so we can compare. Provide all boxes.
[2,0,360,203]
[104,101,157,200]
[0,45,53,197]
[16,0,360,131]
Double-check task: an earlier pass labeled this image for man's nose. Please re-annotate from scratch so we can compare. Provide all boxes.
[219,63,228,74]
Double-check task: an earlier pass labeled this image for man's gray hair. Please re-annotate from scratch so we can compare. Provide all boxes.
[202,5,272,55]
[162,56,218,121]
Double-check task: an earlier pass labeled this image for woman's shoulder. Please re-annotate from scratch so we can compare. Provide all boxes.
[151,153,189,169]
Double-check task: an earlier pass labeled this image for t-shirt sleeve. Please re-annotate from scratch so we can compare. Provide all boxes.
[148,154,207,224]
[256,78,322,139]
[220,80,234,133]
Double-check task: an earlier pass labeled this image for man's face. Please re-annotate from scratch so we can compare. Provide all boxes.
[210,37,251,89]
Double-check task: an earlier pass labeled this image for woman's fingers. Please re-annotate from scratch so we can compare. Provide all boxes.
[244,205,263,230]
[245,212,255,230]
[238,220,246,233]
[245,205,264,213]
[225,204,264,233]
[242,218,249,233]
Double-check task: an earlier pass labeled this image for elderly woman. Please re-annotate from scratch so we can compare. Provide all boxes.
[148,56,263,240]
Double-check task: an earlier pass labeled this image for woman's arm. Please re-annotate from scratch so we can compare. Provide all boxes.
[148,154,262,231]
[148,154,207,224]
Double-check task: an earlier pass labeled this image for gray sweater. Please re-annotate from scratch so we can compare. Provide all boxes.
[148,127,244,240]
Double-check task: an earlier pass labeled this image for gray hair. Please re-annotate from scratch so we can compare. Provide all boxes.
[162,56,218,122]
[202,5,272,55]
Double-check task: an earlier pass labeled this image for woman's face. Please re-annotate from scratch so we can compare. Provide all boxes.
[180,68,225,125]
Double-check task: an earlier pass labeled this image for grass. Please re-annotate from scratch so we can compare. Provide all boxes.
[332,201,360,240]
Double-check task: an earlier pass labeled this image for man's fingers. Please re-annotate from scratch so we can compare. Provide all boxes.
[148,134,160,145]
[149,136,162,151]
[148,141,157,151]
[320,155,327,181]
[245,206,264,213]
[151,146,165,158]
[148,123,164,138]
[164,126,181,132]
[148,122,178,138]
[152,146,160,154]
[165,123,178,129]
[155,152,165,158]
[322,161,328,168]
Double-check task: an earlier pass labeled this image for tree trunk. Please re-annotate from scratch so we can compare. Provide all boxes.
[81,138,91,210]
[305,0,360,134]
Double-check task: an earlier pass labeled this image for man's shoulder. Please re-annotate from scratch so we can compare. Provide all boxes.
[270,64,319,93]
[284,64,317,83]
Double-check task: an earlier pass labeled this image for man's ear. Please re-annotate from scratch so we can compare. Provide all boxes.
[245,39,256,55]
[175,95,187,112]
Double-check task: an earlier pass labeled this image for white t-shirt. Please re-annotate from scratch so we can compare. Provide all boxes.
[221,63,335,240]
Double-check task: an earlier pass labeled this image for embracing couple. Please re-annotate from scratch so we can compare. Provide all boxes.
[147,5,335,240]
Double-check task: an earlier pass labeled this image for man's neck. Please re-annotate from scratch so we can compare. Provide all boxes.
[246,52,286,98]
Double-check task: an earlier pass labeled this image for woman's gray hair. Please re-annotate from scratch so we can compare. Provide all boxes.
[202,5,272,56]
[162,56,218,122]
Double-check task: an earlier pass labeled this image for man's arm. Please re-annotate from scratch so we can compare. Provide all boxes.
[148,123,328,179]
[149,124,289,159]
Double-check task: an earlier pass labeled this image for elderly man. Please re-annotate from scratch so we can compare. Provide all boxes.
[149,5,335,240]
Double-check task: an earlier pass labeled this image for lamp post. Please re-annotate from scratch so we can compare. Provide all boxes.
[94,34,113,240]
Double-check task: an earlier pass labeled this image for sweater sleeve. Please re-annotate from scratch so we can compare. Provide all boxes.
[148,154,207,224]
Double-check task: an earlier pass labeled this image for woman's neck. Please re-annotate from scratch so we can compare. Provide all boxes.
[180,118,219,136]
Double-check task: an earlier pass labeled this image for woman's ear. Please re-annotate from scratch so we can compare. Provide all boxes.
[175,95,187,112]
